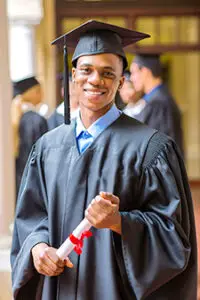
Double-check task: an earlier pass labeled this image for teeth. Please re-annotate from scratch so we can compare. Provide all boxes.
[86,91,103,95]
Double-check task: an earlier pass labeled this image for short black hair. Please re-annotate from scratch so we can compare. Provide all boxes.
[134,54,162,78]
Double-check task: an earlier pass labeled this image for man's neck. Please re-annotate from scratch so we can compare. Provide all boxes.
[144,77,162,94]
[80,102,113,129]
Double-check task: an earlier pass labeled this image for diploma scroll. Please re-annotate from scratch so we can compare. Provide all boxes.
[56,218,92,260]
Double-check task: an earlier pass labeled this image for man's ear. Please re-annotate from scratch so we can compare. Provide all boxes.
[118,76,125,90]
[72,67,76,82]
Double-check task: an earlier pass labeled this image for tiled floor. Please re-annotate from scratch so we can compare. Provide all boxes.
[0,186,199,300]
[0,249,12,300]
[0,272,12,300]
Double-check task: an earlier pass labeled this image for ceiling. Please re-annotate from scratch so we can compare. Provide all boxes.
[60,0,200,6]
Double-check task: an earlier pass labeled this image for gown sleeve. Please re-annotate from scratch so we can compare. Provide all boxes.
[11,141,49,299]
[115,135,194,299]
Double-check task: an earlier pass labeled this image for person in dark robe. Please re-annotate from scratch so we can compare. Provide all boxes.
[11,20,197,300]
[12,76,48,198]
[130,54,184,156]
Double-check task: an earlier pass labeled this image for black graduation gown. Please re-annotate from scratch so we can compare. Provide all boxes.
[47,110,64,131]
[134,84,184,156]
[11,114,197,300]
[15,111,48,198]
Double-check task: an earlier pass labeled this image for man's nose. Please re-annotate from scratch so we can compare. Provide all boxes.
[88,71,103,85]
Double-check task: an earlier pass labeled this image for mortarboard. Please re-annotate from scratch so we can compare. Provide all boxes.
[133,53,162,77]
[52,20,150,124]
[13,76,40,96]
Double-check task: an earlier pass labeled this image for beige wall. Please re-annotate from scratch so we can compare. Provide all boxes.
[171,53,200,178]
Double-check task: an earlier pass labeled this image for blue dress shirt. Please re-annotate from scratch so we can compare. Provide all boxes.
[76,105,121,154]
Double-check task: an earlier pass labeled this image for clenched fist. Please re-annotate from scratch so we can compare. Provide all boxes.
[32,243,73,277]
[85,192,121,234]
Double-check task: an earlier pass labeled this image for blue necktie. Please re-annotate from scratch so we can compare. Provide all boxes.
[79,131,93,154]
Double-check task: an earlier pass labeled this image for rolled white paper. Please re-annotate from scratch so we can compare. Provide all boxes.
[56,218,92,260]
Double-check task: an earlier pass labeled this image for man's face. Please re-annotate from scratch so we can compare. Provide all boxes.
[119,80,134,104]
[130,62,146,92]
[119,80,142,105]
[72,53,124,113]
[23,84,43,106]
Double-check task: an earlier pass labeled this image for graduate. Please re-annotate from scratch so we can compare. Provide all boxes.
[130,54,184,156]
[11,20,197,300]
[12,76,48,199]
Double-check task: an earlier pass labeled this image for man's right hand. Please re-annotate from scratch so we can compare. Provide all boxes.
[31,243,73,276]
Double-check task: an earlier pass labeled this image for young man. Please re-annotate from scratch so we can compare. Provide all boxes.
[130,54,184,156]
[11,21,197,300]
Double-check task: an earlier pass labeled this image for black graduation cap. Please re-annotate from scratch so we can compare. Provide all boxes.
[13,76,40,97]
[133,53,162,77]
[52,20,150,124]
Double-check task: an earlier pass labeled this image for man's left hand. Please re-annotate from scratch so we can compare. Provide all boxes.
[85,192,121,234]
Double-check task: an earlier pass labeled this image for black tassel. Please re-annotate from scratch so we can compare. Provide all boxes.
[63,43,70,124]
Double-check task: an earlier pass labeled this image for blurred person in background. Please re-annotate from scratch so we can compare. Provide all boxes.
[48,73,79,130]
[11,76,48,200]
[120,70,146,118]
[130,54,184,156]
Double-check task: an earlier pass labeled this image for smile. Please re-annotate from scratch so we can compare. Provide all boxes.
[84,89,106,96]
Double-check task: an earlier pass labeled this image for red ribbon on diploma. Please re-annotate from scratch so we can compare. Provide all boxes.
[69,231,93,255]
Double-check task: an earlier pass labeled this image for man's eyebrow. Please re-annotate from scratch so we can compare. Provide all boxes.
[78,63,116,72]
[102,66,116,72]
[78,63,92,67]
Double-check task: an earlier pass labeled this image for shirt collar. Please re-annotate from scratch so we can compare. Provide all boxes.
[21,102,36,112]
[76,104,121,139]
[143,83,163,102]
[76,112,86,138]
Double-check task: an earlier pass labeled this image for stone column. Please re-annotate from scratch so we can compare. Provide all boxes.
[7,0,57,113]
[0,0,15,238]
[9,23,36,81]
[7,0,44,81]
